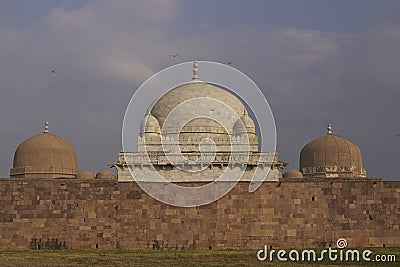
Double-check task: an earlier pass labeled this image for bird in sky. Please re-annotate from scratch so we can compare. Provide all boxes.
[227,61,232,65]
[170,54,178,58]
[397,134,400,136]
[51,70,56,74]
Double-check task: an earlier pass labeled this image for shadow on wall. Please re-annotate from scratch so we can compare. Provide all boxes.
[29,238,67,250]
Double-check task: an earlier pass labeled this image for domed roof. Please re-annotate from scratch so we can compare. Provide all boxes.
[137,63,260,153]
[300,124,366,178]
[150,82,246,131]
[10,122,78,179]
[96,169,117,179]
[283,169,303,178]
[140,113,161,134]
[77,170,95,179]
[233,110,256,135]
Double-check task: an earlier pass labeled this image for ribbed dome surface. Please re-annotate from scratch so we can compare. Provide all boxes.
[233,113,256,135]
[300,133,366,178]
[11,132,78,178]
[140,113,161,134]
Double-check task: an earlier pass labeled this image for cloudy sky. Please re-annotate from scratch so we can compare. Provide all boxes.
[1,0,399,180]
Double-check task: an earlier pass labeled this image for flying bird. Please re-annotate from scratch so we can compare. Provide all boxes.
[397,134,400,137]
[227,61,232,65]
[170,54,178,58]
[51,70,56,74]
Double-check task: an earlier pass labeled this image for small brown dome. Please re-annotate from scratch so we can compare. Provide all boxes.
[10,123,78,178]
[96,169,117,179]
[300,125,366,178]
[77,170,95,179]
[283,169,303,178]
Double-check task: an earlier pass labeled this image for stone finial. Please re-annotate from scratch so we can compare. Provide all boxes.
[44,121,49,133]
[327,123,332,134]
[192,60,199,80]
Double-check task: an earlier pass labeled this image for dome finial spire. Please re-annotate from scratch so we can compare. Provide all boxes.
[327,123,332,134]
[192,60,199,80]
[44,121,49,133]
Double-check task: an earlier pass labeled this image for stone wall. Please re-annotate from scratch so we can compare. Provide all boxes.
[0,178,399,250]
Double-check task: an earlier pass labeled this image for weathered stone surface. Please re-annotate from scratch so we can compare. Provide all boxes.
[0,178,398,250]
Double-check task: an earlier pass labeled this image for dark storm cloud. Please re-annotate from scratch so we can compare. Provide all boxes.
[0,0,399,180]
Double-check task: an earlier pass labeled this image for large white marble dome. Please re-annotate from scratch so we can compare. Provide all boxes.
[151,81,246,130]
[114,61,284,182]
[139,80,258,153]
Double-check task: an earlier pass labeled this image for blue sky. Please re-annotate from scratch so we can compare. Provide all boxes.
[0,0,399,180]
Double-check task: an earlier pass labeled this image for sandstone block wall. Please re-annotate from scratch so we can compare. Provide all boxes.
[0,179,399,249]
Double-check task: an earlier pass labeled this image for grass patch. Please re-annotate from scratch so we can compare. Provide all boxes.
[0,248,398,266]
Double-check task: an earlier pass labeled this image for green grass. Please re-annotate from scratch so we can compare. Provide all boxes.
[0,248,398,266]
